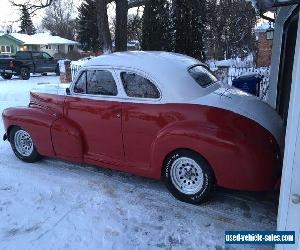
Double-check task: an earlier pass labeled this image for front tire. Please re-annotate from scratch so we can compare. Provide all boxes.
[20,68,30,80]
[163,149,215,204]
[9,126,41,163]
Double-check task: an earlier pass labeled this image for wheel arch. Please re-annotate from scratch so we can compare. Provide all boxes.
[6,124,16,142]
[149,123,240,186]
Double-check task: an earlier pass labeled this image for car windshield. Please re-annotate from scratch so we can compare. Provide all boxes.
[188,65,218,88]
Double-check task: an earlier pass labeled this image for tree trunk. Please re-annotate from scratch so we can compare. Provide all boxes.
[115,0,128,52]
[96,0,112,53]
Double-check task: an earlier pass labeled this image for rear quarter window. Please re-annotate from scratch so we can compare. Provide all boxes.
[188,65,218,88]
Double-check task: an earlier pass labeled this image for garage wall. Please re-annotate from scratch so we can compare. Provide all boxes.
[277,10,300,250]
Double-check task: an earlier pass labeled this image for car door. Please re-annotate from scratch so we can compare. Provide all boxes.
[32,52,44,73]
[117,70,163,169]
[41,52,56,72]
[64,68,124,163]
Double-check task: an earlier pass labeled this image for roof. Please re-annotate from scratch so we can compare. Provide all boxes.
[5,33,78,45]
[83,51,219,102]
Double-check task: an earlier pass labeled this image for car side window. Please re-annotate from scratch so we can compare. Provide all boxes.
[32,52,42,60]
[188,65,218,88]
[74,71,87,94]
[86,70,118,96]
[42,53,51,60]
[16,51,31,60]
[120,72,160,99]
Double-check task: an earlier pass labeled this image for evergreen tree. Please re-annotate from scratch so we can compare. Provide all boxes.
[173,0,207,61]
[77,0,99,52]
[19,5,36,35]
[141,0,173,51]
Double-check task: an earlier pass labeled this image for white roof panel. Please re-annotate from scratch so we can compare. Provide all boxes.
[83,51,219,102]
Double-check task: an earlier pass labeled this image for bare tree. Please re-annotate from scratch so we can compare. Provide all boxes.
[127,8,143,42]
[10,0,54,15]
[42,0,76,40]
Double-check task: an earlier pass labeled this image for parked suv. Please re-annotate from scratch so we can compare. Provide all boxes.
[0,51,60,80]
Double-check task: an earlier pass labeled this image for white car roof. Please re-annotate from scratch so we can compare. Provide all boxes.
[83,51,220,103]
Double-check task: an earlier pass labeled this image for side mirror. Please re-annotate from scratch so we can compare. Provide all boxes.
[66,88,71,95]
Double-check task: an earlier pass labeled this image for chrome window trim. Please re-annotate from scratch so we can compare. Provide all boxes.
[71,67,120,98]
[114,67,163,102]
[187,64,219,89]
[70,66,163,103]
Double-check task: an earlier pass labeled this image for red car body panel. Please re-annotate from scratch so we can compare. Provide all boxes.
[2,92,281,191]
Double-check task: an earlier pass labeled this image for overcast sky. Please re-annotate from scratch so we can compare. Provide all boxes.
[0,0,139,33]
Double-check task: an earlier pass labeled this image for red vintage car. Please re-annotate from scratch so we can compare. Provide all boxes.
[2,52,283,204]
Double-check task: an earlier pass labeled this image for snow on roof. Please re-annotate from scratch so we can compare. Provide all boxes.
[255,21,274,32]
[8,33,78,45]
[85,51,201,69]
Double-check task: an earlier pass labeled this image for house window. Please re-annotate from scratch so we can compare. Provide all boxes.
[20,46,28,51]
[1,45,12,53]
[68,45,74,52]
[45,45,52,50]
[266,28,274,40]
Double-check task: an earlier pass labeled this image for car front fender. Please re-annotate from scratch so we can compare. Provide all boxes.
[2,106,58,157]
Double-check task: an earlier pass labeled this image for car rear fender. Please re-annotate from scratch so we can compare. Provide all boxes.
[150,121,240,180]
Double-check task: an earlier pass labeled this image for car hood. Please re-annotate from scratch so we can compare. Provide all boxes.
[191,86,284,148]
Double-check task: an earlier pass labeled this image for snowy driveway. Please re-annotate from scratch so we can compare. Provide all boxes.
[0,76,277,249]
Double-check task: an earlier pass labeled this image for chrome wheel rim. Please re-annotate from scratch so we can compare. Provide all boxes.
[14,130,33,157]
[170,157,204,195]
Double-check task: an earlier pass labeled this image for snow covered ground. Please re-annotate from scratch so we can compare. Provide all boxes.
[0,75,277,250]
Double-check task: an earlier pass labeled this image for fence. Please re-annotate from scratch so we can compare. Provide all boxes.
[71,64,82,81]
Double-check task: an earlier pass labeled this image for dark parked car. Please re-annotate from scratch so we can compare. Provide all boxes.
[0,51,60,80]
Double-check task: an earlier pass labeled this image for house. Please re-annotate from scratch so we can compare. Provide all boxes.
[0,33,79,57]
[255,22,274,67]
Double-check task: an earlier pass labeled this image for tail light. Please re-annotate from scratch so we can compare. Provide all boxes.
[9,60,15,68]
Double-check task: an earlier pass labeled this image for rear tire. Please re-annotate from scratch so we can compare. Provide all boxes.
[1,73,13,80]
[9,126,41,163]
[20,68,30,80]
[163,149,215,204]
